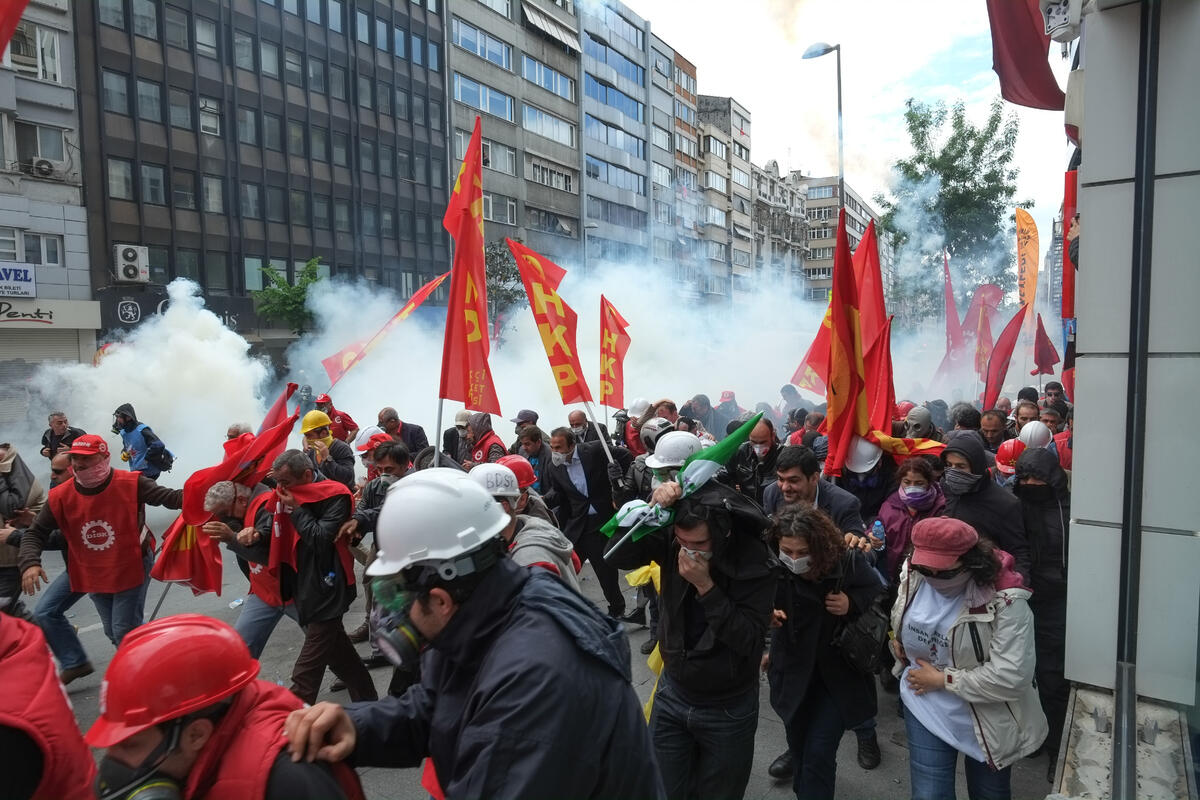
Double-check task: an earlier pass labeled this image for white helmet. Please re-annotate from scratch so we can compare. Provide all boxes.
[1018,420,1053,449]
[645,431,702,469]
[468,463,521,499]
[627,397,650,418]
[845,435,883,473]
[639,417,673,452]
[369,468,510,577]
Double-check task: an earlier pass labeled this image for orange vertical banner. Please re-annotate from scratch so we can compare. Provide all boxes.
[824,209,870,477]
[506,239,592,404]
[599,295,631,410]
[439,117,500,413]
[1015,208,1040,308]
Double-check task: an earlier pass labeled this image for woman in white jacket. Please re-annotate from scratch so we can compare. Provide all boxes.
[890,517,1047,800]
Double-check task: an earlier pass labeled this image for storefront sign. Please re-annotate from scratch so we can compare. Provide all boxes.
[95,286,258,333]
[0,262,36,297]
[0,297,101,328]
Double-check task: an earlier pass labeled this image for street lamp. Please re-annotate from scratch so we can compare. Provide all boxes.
[802,41,843,214]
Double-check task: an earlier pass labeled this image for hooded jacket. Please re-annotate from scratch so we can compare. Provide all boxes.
[1013,448,1070,599]
[877,483,947,585]
[345,560,665,799]
[941,433,1031,583]
[891,553,1048,770]
[467,413,507,464]
[510,514,581,592]
[113,403,168,478]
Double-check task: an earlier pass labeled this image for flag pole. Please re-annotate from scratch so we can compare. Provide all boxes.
[149,582,172,621]
[434,399,446,467]
[603,512,655,563]
[583,399,616,465]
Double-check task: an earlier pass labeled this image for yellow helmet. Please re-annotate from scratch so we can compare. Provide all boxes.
[301,409,333,434]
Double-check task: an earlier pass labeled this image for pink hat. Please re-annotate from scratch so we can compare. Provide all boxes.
[910,518,979,570]
[66,434,109,457]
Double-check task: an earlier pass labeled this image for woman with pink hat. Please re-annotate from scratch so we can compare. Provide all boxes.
[890,517,1047,800]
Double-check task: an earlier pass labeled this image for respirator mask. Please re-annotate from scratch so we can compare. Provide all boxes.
[371,573,429,672]
[96,720,185,800]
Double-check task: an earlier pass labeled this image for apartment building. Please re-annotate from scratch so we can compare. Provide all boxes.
[671,51,700,295]
[697,94,750,299]
[751,159,807,297]
[802,174,881,301]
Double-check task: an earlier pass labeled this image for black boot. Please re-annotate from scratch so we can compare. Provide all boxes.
[857,731,882,770]
[768,750,794,780]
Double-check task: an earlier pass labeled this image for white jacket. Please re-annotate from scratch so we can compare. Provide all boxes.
[891,561,1049,770]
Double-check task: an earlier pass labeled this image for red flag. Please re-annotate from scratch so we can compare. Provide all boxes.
[1032,313,1061,376]
[942,251,965,355]
[973,304,995,381]
[599,295,631,409]
[853,221,886,349]
[439,117,500,413]
[863,317,896,434]
[983,304,1030,410]
[865,429,946,463]
[322,272,450,387]
[791,307,831,394]
[824,210,869,477]
[151,516,223,596]
[0,1,31,58]
[985,0,1065,110]
[259,382,298,434]
[506,240,592,404]
[1062,170,1077,319]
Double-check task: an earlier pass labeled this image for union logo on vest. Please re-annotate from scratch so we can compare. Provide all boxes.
[82,519,117,551]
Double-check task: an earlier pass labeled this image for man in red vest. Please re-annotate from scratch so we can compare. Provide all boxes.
[315,394,359,443]
[87,614,365,800]
[0,609,95,800]
[17,434,181,645]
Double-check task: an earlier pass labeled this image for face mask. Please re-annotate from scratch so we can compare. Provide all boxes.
[752,444,769,459]
[551,450,568,467]
[378,473,400,486]
[320,434,335,449]
[680,546,712,561]
[75,460,113,489]
[941,467,980,496]
[514,425,524,436]
[1017,483,1054,503]
[924,571,973,596]
[571,425,588,438]
[370,583,427,672]
[900,485,938,510]
[778,552,812,575]
[96,720,184,800]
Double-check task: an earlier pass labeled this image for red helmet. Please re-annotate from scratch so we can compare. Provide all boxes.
[995,439,1026,475]
[497,455,536,489]
[85,614,259,747]
[895,401,916,421]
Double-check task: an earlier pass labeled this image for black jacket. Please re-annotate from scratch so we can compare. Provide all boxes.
[1013,447,1070,599]
[40,426,85,460]
[941,434,1031,583]
[345,560,665,800]
[307,439,356,490]
[768,550,884,728]
[397,422,430,455]
[545,441,631,542]
[833,456,897,521]
[249,488,355,626]
[606,482,774,703]
[727,441,780,505]
[762,478,865,534]
[578,421,610,445]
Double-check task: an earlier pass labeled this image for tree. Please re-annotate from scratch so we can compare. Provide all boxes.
[484,238,526,345]
[252,257,324,335]
[877,98,1024,325]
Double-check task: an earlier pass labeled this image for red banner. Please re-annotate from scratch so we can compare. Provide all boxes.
[824,210,870,477]
[985,0,1065,110]
[864,317,896,434]
[599,295,631,409]
[1062,170,1077,319]
[322,340,368,386]
[507,240,592,404]
[439,117,500,413]
[983,304,1030,410]
[258,382,298,434]
[0,2,31,59]
[853,221,887,351]
[1032,313,1061,376]
[973,304,995,381]
[151,516,223,596]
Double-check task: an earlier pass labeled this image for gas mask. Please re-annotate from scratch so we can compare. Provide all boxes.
[649,467,679,490]
[371,574,429,672]
[96,720,184,800]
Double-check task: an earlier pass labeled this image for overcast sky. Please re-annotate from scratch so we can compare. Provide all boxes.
[624,0,1073,255]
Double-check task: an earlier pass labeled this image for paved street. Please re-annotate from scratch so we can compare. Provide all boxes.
[56,550,1051,799]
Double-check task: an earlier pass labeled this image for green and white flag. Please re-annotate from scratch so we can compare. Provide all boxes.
[598,500,674,541]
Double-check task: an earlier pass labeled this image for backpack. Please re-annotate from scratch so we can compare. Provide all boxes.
[830,553,890,675]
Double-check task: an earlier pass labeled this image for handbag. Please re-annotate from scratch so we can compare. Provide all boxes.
[830,553,890,675]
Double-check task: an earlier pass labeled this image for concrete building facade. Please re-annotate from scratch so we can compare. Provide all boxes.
[670,51,701,296]
[751,159,807,297]
[697,95,751,301]
[802,174,882,301]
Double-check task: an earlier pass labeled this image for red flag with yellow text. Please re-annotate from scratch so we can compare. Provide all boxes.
[151,516,223,596]
[599,295,631,409]
[507,240,592,404]
[439,117,500,413]
[824,210,870,477]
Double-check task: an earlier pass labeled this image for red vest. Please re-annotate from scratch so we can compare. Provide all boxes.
[48,470,144,594]
[243,493,286,608]
[184,680,365,800]
[472,430,507,464]
[1053,431,1073,471]
[0,616,96,800]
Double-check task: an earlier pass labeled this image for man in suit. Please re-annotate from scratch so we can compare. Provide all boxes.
[545,427,631,618]
[568,409,610,446]
[378,407,429,456]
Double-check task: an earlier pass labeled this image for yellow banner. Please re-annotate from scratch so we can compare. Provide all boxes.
[1015,208,1040,308]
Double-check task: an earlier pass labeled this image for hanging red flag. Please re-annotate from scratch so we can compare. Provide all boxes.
[439,117,500,413]
[792,307,831,394]
[983,304,1031,410]
[266,482,357,582]
[853,221,887,350]
[863,317,896,434]
[1032,313,1061,375]
[1062,170,1077,319]
[599,295,631,410]
[973,304,995,381]
[824,210,870,477]
[258,382,298,434]
[943,250,966,355]
[985,0,1065,110]
[151,515,223,596]
[0,2,31,58]
[506,240,592,405]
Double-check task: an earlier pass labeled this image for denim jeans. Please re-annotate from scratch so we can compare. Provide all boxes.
[234,594,300,659]
[904,704,1012,800]
[783,673,848,800]
[90,548,153,646]
[34,571,88,669]
[649,676,758,800]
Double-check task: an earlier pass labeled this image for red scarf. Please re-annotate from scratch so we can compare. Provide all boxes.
[266,481,357,585]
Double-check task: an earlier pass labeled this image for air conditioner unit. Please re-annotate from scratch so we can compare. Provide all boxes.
[113,244,150,284]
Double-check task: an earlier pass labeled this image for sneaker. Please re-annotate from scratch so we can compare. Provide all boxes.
[347,621,370,643]
[330,678,347,691]
[857,732,882,770]
[60,662,94,686]
[639,638,657,655]
[618,607,647,626]
[767,750,794,780]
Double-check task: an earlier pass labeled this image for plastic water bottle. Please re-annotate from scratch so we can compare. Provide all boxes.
[323,571,336,587]
[228,597,244,609]
[871,520,886,551]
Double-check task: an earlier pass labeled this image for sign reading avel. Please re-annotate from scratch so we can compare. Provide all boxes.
[0,262,36,298]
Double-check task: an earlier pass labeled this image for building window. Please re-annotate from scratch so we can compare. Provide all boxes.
[140,164,167,204]
[652,50,670,76]
[378,81,392,115]
[288,120,306,156]
[652,125,671,152]
[330,65,347,100]
[13,122,64,165]
[675,167,697,190]
[244,256,264,291]
[597,6,643,49]
[132,0,158,39]
[705,171,728,193]
[526,206,575,237]
[102,70,129,114]
[475,0,510,17]
[653,200,672,224]
[706,205,727,226]
[311,126,328,162]
[412,95,425,126]
[334,200,351,231]
[415,214,430,243]
[355,9,370,43]
[732,141,749,161]
[136,79,163,122]
[810,246,834,260]
[653,238,672,260]
[22,233,62,265]
[393,25,406,58]
[583,75,643,122]
[651,163,672,188]
[199,96,221,135]
[808,185,835,200]
[306,0,322,23]
[195,17,218,58]
[413,154,426,183]
[234,31,255,70]
[732,167,751,189]
[450,18,511,69]
[526,155,574,192]
[673,99,695,126]
[707,241,727,261]
[176,248,200,280]
[522,104,574,147]
[381,207,395,237]
[99,0,126,29]
[331,132,348,166]
[165,6,189,49]
[357,75,373,109]
[585,156,645,195]
[732,249,751,267]
[206,251,229,290]
[430,100,443,130]
[706,136,727,160]
[308,56,326,92]
[397,148,410,179]
[455,130,515,176]
[376,18,388,51]
[10,22,61,83]
[431,158,444,188]
[202,175,224,212]
[169,89,192,129]
[266,186,286,222]
[107,158,134,200]
[0,228,16,261]
[362,204,378,235]
[173,169,196,209]
[521,54,573,100]
[263,113,282,150]
[394,88,409,119]
[428,42,440,71]
[587,196,647,228]
[290,191,309,225]
[379,144,394,177]
[583,33,644,86]
[584,114,644,159]
[146,246,169,283]
[328,0,343,32]
[237,107,258,145]
[284,49,304,86]
[453,74,513,122]
[481,192,516,225]
[360,139,375,173]
[260,41,280,77]
[411,33,423,65]
[313,196,330,228]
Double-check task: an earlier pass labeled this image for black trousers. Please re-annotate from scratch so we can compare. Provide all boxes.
[291,617,378,704]
[574,528,626,616]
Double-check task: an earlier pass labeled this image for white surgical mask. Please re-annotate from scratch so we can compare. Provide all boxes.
[752,444,769,459]
[778,553,812,575]
[680,546,712,561]
[571,425,588,437]
[551,451,568,467]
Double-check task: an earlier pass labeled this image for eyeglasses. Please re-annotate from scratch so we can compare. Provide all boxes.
[911,564,967,579]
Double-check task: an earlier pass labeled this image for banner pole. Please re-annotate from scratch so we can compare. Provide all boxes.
[603,513,652,563]
[434,398,446,467]
[583,400,616,465]
[148,582,172,621]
